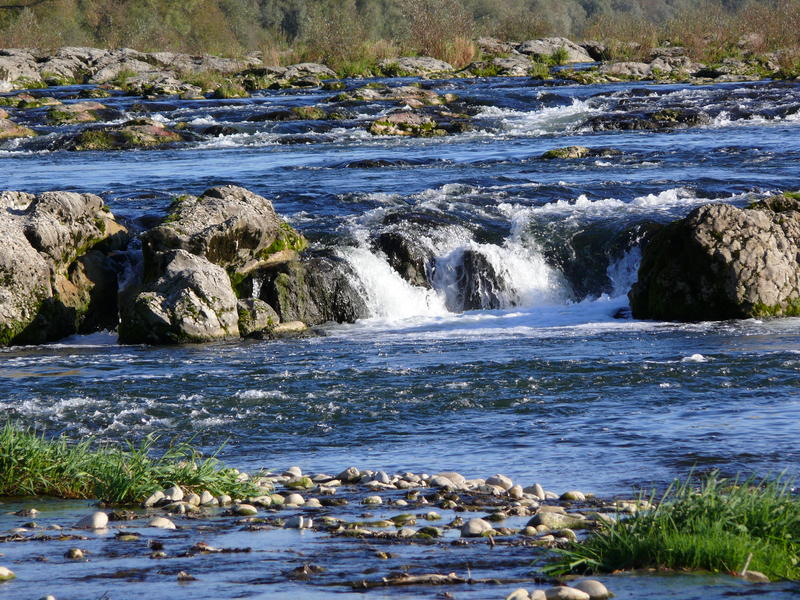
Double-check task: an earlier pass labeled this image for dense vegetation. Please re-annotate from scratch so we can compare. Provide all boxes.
[547,473,800,581]
[0,422,259,504]
[0,0,799,71]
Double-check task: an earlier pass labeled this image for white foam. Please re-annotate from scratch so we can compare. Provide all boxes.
[477,98,599,137]
[235,389,288,400]
[682,353,709,362]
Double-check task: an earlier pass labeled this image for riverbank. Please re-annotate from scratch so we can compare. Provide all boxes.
[1,427,796,599]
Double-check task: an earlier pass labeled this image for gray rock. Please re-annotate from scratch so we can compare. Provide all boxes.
[199,490,216,506]
[163,486,184,501]
[560,490,586,502]
[337,466,361,482]
[506,589,530,600]
[461,517,494,537]
[518,38,592,63]
[528,511,591,530]
[143,490,165,507]
[237,298,280,337]
[545,587,591,600]
[378,56,454,76]
[284,62,336,79]
[234,504,258,516]
[630,196,800,320]
[599,61,652,79]
[75,511,108,530]
[486,474,514,490]
[148,517,176,530]
[285,493,305,505]
[0,190,126,346]
[572,580,612,600]
[119,249,240,344]
[142,186,305,280]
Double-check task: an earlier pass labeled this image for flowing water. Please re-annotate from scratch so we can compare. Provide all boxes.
[2,75,800,599]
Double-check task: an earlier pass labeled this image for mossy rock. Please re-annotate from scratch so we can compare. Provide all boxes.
[542,146,591,159]
[211,83,249,99]
[0,118,36,140]
[68,119,185,151]
[291,106,327,120]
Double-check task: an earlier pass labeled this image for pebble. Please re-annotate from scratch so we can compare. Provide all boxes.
[461,518,494,537]
[199,490,216,506]
[532,483,546,499]
[75,511,108,530]
[15,508,39,517]
[531,591,547,600]
[185,493,201,506]
[304,498,322,508]
[285,515,313,529]
[362,495,382,505]
[251,496,272,507]
[506,589,530,600]
[65,548,84,559]
[528,511,588,530]
[284,466,302,477]
[217,494,232,506]
[742,570,770,583]
[143,490,165,507]
[336,466,360,482]
[148,517,176,530]
[486,474,514,490]
[0,566,15,581]
[509,484,524,499]
[396,527,416,538]
[39,596,56,600]
[544,587,590,600]
[393,499,408,506]
[285,493,305,506]
[163,486,184,502]
[560,490,586,502]
[234,504,258,516]
[572,580,612,600]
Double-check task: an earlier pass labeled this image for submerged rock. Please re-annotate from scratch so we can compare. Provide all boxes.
[64,118,189,151]
[630,195,800,320]
[541,146,621,159]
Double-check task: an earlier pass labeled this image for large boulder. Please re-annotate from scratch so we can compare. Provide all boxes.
[0,190,126,345]
[254,253,369,326]
[63,118,190,151]
[378,56,454,76]
[629,195,800,320]
[142,185,307,281]
[119,249,240,344]
[518,38,593,63]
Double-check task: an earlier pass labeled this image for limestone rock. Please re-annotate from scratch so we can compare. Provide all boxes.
[148,517,176,530]
[75,511,109,529]
[572,580,612,600]
[518,38,592,63]
[378,56,454,76]
[118,249,240,344]
[143,186,305,280]
[630,196,800,320]
[237,298,279,337]
[0,566,16,581]
[544,587,591,600]
[528,511,590,530]
[0,190,125,346]
[461,518,494,537]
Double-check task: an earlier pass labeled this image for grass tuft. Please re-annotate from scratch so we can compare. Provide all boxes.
[546,472,800,581]
[0,422,260,505]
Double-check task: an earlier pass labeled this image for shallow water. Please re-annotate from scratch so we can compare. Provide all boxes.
[1,74,800,599]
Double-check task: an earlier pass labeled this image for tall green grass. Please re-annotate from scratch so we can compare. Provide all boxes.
[0,423,259,504]
[546,473,800,581]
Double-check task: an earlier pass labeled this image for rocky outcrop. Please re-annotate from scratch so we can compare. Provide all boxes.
[120,186,308,344]
[332,84,456,108]
[368,107,472,137]
[378,57,454,77]
[142,186,307,281]
[541,146,621,159]
[0,190,127,345]
[629,195,800,320]
[518,38,593,63]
